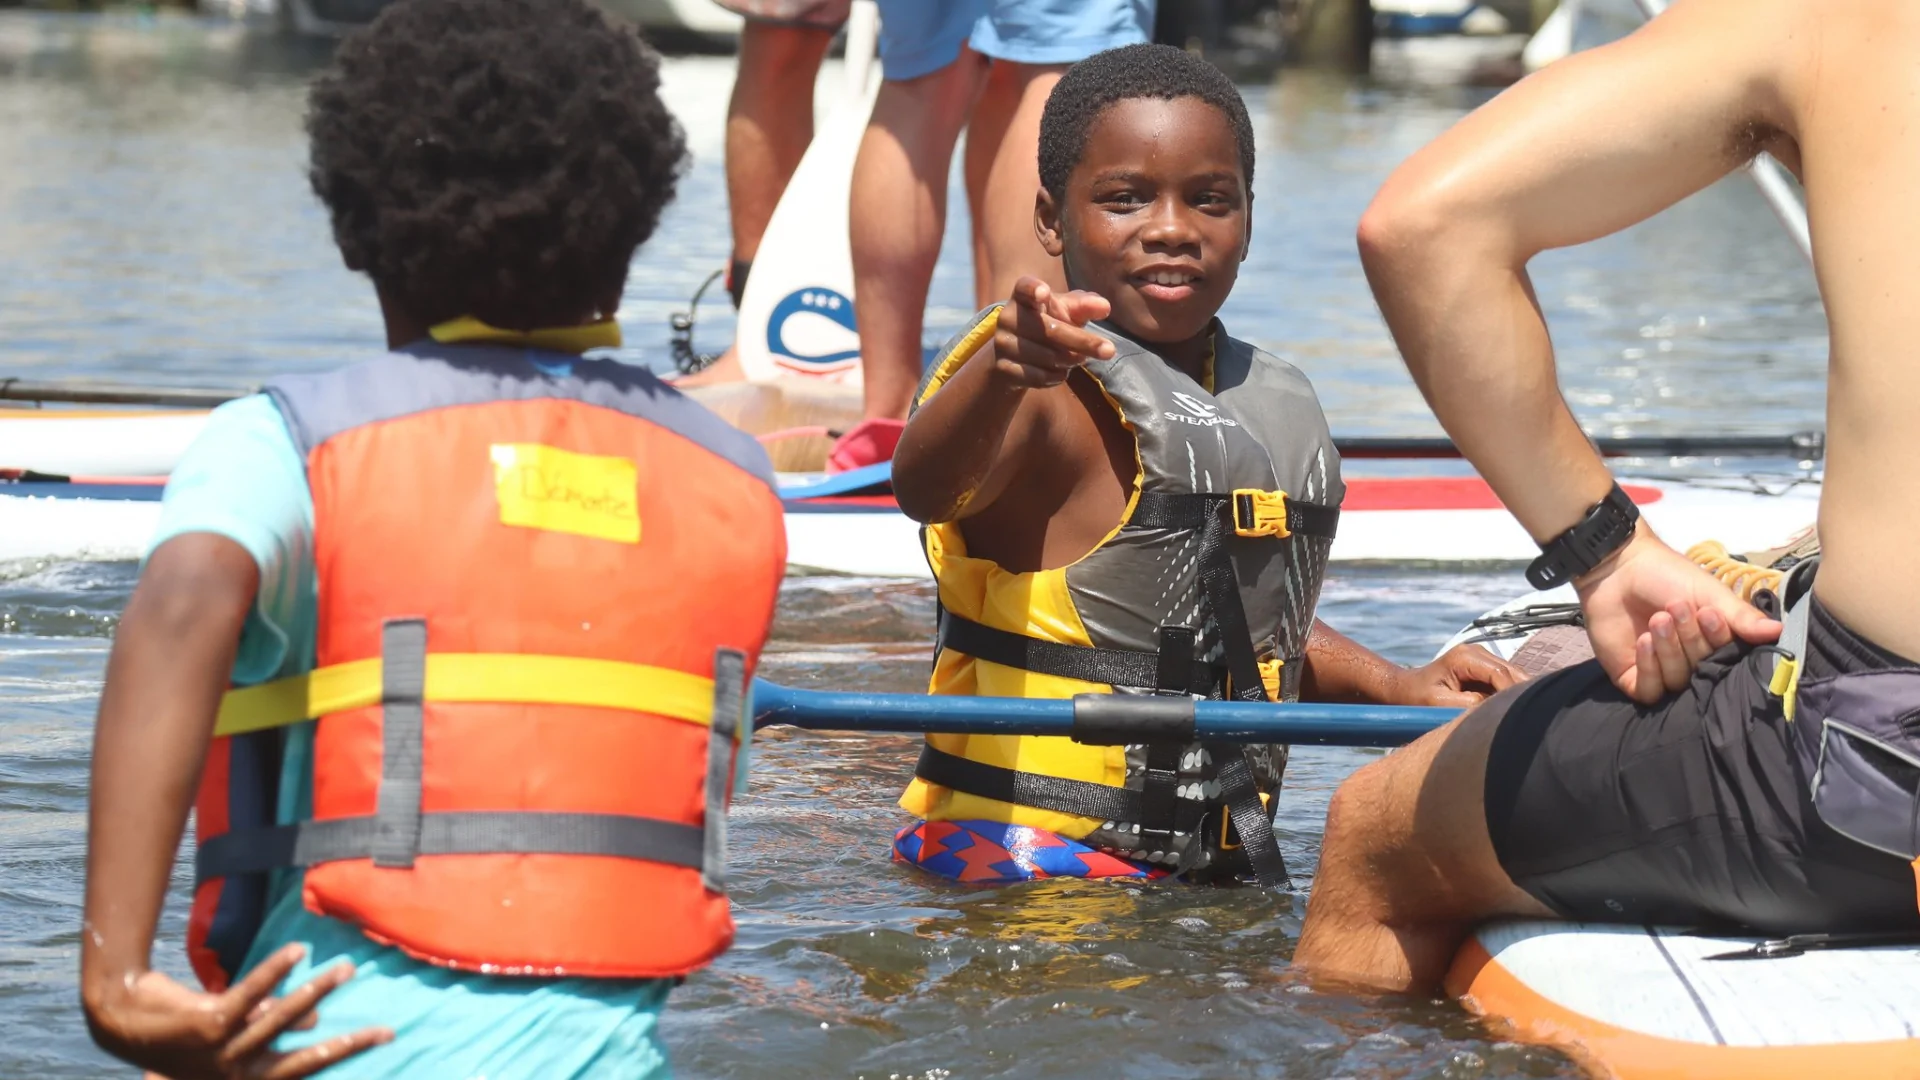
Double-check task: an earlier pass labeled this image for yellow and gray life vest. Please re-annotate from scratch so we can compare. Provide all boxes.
[900,308,1344,885]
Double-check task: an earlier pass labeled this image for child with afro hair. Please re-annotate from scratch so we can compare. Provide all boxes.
[79,1,728,1077]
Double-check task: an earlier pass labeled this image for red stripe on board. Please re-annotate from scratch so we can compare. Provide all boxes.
[785,482,1668,513]
[1342,478,1664,512]
[788,495,899,509]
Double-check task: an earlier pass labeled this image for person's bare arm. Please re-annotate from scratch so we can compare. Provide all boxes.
[1300,619,1524,708]
[82,533,389,1079]
[893,277,1115,524]
[1358,0,1787,700]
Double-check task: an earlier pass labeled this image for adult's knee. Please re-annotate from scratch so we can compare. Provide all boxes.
[737,23,833,97]
[1320,760,1392,861]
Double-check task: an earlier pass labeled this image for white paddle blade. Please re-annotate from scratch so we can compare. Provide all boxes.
[734,0,881,385]
[1521,0,1578,71]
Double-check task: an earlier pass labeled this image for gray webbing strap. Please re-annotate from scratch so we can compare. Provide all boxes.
[1280,658,1303,702]
[372,618,428,868]
[1773,556,1820,682]
[195,810,707,882]
[702,649,748,894]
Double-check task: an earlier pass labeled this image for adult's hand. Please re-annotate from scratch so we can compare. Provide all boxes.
[85,944,390,1080]
[1576,529,1782,703]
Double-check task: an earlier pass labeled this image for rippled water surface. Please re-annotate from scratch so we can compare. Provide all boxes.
[0,11,1827,1078]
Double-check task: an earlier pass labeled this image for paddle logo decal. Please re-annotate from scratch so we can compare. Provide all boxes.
[767,287,861,375]
[1166,391,1238,428]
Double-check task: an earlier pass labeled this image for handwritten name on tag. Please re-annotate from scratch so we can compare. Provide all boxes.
[490,443,640,544]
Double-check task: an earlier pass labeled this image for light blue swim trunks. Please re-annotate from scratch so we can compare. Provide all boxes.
[876,0,1156,82]
[152,393,674,1079]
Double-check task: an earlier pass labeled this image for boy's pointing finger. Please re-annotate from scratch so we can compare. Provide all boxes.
[1009,275,1053,314]
[1056,289,1113,328]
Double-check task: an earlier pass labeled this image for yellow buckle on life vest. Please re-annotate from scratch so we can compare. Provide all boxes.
[1258,657,1284,702]
[215,654,717,738]
[1232,489,1291,538]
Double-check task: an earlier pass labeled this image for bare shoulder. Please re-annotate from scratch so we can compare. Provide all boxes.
[1361,0,1830,259]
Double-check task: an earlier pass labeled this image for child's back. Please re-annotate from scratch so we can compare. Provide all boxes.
[80,2,786,1076]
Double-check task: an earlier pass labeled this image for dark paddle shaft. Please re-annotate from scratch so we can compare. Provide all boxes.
[0,378,250,409]
[1334,431,1825,461]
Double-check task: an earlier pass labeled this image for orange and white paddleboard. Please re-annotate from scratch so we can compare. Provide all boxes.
[0,408,210,477]
[1449,921,1920,1079]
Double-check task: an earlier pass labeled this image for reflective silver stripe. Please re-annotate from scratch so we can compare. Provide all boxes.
[371,619,428,869]
[266,346,775,492]
[195,811,707,881]
[702,649,748,894]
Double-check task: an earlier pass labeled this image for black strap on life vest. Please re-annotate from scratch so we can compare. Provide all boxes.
[196,638,751,892]
[1184,493,1293,888]
[914,744,1144,823]
[912,694,1211,844]
[1128,490,1340,540]
[939,611,1222,694]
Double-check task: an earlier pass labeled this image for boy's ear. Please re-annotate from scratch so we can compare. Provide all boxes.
[1035,187,1066,259]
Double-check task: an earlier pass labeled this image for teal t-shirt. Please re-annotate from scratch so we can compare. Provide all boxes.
[151,394,672,1079]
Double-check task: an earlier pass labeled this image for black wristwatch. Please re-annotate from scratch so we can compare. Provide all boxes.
[1525,483,1641,591]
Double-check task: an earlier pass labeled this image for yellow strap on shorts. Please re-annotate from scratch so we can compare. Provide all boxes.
[215,654,716,737]
[1768,655,1802,722]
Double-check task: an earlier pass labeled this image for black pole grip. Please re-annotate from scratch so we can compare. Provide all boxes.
[1070,694,1197,745]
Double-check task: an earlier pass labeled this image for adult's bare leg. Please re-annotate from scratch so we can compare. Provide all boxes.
[687,20,836,386]
[1293,702,1555,993]
[727,20,835,267]
[971,61,1067,302]
[849,53,986,420]
[962,61,1017,308]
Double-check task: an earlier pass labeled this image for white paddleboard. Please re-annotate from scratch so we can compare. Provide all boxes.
[1450,921,1920,1078]
[0,409,211,477]
[731,0,880,386]
[1521,0,1581,70]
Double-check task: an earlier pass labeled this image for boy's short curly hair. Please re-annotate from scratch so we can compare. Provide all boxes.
[1038,43,1255,204]
[306,0,687,330]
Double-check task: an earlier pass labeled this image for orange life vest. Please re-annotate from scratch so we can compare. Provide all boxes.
[186,345,785,989]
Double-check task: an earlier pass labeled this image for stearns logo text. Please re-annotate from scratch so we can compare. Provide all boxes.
[1165,391,1238,427]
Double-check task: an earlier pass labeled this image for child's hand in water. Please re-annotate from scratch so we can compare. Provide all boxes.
[990,276,1117,388]
[1387,644,1528,707]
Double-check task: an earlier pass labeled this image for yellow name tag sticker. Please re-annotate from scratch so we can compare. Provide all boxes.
[489,443,640,544]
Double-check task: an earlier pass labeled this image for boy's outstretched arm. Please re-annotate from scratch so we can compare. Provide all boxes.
[81,533,390,1079]
[1299,619,1525,708]
[893,276,1115,524]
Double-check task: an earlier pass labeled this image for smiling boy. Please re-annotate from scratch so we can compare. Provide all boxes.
[889,44,1519,885]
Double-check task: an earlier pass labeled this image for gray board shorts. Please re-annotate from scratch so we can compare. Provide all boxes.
[1481,595,1920,933]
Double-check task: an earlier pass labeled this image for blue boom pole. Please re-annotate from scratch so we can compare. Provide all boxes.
[750,680,1458,749]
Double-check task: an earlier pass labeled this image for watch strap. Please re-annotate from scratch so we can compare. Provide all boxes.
[1525,483,1641,591]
